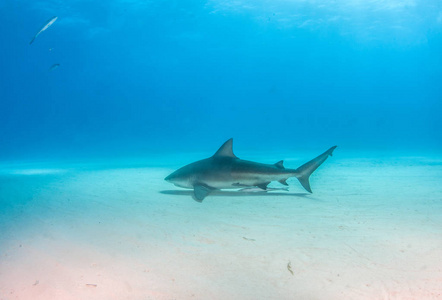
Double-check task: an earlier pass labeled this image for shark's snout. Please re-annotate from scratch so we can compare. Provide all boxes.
[164,174,173,182]
[164,169,193,188]
[165,171,180,183]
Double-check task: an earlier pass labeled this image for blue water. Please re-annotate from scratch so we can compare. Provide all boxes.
[1,1,441,161]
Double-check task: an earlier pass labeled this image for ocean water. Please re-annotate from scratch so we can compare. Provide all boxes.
[1,1,442,299]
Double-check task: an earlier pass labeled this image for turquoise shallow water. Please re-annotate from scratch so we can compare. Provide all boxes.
[1,153,441,299]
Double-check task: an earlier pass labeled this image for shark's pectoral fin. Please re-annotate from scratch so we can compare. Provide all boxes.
[193,184,215,202]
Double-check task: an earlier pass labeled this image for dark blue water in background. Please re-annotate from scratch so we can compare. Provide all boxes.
[1,0,441,162]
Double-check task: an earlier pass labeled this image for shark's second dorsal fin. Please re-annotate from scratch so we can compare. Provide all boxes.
[213,138,237,158]
[274,160,284,169]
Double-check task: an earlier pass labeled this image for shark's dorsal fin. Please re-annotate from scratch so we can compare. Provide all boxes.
[274,160,284,169]
[213,138,237,158]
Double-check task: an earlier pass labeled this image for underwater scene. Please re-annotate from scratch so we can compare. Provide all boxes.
[1,0,441,299]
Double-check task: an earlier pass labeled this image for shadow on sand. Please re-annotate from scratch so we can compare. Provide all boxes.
[160,189,309,198]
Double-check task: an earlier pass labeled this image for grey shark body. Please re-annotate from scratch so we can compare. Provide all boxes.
[165,139,337,202]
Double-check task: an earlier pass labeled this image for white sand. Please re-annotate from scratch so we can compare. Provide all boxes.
[0,155,441,299]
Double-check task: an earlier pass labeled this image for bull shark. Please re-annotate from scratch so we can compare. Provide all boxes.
[165,139,336,202]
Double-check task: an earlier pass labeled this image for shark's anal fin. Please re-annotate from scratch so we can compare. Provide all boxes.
[278,179,289,186]
[257,182,270,190]
[193,184,215,202]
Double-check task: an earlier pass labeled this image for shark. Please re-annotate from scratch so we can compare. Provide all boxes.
[165,139,337,202]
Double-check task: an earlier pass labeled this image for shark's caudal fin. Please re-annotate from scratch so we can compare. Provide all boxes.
[295,146,337,193]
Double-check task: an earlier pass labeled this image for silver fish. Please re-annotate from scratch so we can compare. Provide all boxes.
[49,63,60,71]
[30,16,58,45]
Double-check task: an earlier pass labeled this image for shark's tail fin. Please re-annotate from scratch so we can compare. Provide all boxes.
[295,146,337,193]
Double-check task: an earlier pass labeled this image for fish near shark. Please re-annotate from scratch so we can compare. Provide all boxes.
[29,16,58,45]
[165,139,337,202]
[49,63,60,71]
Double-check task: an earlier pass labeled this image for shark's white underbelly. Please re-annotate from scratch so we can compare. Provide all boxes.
[200,172,284,189]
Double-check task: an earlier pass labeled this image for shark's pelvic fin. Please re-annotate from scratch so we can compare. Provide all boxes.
[213,138,237,158]
[193,183,215,202]
[295,146,337,193]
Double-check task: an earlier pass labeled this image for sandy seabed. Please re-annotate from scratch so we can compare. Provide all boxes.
[0,154,441,300]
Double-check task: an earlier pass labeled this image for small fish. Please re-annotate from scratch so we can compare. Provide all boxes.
[49,63,60,71]
[30,16,58,45]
